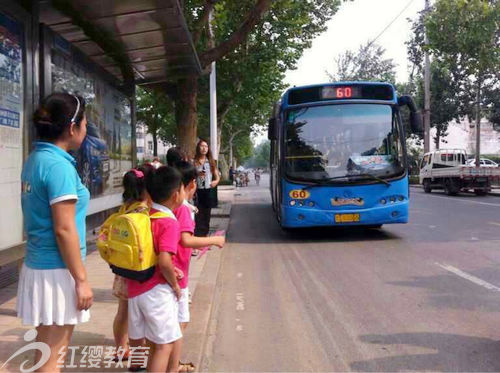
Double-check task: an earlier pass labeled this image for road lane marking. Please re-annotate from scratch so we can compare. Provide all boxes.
[417,193,500,207]
[488,222,500,227]
[436,263,500,292]
[237,272,243,278]
[236,293,245,311]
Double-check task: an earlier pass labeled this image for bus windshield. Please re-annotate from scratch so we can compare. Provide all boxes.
[285,104,405,183]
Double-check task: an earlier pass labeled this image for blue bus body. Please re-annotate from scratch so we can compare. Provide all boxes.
[269,82,420,229]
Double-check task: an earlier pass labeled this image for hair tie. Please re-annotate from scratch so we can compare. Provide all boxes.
[131,169,144,178]
[71,95,80,123]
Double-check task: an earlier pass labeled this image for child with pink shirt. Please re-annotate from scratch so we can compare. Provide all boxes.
[127,166,185,373]
[173,161,225,372]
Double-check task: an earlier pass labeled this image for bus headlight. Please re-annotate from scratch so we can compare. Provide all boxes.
[290,200,296,206]
[380,199,387,205]
[298,201,304,207]
[390,197,396,203]
[398,196,404,201]
[308,201,315,207]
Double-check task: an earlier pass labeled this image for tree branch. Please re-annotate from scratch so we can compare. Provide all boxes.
[199,0,272,68]
[192,0,218,46]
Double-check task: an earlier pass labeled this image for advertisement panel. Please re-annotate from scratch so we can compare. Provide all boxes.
[51,35,132,198]
[0,12,24,250]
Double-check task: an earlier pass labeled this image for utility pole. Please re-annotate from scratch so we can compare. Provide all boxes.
[423,0,431,153]
[208,9,218,160]
[475,82,481,167]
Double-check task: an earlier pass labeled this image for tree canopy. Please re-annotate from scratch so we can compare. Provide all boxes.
[425,0,500,152]
[327,42,397,84]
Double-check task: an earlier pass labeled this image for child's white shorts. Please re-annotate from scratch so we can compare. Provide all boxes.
[178,288,190,323]
[128,283,182,344]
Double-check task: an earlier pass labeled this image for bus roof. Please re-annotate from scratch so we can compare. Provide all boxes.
[280,81,397,108]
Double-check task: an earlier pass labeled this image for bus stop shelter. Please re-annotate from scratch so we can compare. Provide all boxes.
[0,0,201,284]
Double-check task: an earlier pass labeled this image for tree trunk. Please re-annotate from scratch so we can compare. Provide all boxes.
[152,130,158,157]
[434,132,440,150]
[176,75,199,158]
[218,153,229,181]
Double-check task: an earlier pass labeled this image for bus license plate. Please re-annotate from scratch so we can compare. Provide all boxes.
[335,213,360,223]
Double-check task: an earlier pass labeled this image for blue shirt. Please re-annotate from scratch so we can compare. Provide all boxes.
[21,142,90,269]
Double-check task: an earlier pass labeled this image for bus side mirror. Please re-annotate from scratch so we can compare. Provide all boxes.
[268,118,277,140]
[398,95,423,135]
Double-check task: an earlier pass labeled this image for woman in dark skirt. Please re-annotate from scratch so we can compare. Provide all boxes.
[193,139,220,237]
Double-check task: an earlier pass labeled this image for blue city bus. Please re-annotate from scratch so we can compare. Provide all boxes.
[268,82,422,229]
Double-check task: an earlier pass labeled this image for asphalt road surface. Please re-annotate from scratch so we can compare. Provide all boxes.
[205,174,500,372]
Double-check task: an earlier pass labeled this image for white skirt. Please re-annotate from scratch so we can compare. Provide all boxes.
[16,264,90,326]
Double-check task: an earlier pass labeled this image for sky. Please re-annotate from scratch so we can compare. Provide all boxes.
[284,0,423,87]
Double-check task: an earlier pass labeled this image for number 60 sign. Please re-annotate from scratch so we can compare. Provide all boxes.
[289,189,310,199]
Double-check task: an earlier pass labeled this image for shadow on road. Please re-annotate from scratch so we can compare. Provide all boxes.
[228,203,402,244]
[351,332,500,372]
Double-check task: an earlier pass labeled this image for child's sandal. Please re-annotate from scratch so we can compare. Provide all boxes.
[179,361,195,372]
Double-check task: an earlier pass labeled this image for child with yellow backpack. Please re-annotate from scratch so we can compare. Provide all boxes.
[98,165,153,368]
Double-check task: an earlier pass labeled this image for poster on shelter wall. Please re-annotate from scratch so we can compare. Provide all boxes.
[51,39,132,199]
[0,12,24,250]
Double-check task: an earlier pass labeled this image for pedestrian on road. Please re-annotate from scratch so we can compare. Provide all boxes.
[229,166,234,184]
[18,93,93,372]
[193,139,220,237]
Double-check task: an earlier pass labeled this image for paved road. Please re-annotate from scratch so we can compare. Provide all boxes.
[205,175,500,372]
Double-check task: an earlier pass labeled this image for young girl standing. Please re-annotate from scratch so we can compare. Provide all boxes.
[111,165,152,364]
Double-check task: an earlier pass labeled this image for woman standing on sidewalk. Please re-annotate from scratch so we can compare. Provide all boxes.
[18,93,93,372]
[193,139,220,237]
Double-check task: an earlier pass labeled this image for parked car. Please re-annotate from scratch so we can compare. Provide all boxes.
[76,122,110,196]
[466,158,499,167]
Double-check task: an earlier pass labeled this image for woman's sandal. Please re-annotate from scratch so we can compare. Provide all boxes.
[179,361,196,372]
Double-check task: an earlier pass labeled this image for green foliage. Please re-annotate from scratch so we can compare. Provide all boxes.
[425,0,500,134]
[425,0,500,80]
[245,140,270,168]
[136,87,176,154]
[328,42,397,84]
[183,0,344,155]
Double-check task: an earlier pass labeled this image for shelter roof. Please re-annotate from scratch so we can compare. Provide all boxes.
[39,0,201,86]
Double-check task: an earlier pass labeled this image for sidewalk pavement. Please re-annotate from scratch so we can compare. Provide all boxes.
[0,189,234,373]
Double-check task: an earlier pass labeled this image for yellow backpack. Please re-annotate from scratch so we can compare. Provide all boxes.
[97,202,175,282]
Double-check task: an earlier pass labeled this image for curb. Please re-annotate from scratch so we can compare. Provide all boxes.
[183,204,233,371]
[183,244,224,372]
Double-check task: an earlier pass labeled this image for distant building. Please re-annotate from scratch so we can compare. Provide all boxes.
[136,122,171,162]
[430,118,500,155]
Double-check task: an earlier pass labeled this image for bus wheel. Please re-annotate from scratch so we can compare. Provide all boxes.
[423,179,432,193]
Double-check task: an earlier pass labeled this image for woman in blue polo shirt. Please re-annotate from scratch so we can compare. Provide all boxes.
[18,93,93,372]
